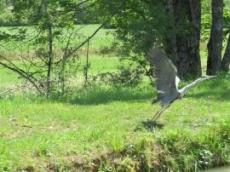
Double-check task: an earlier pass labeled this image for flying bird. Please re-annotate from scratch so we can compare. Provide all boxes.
[149,48,215,120]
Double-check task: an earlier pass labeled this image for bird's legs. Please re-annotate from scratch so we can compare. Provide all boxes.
[152,104,171,121]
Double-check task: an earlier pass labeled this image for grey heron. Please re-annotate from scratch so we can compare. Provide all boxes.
[149,48,215,120]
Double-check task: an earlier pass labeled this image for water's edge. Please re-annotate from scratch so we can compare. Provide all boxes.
[203,166,230,172]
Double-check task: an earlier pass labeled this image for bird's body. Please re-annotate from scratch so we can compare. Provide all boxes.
[149,48,215,120]
[149,48,180,105]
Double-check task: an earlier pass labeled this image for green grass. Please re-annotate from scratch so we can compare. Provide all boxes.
[0,86,153,171]
[0,25,115,54]
[0,67,19,88]
[0,25,230,171]
[0,75,230,171]
[79,55,120,74]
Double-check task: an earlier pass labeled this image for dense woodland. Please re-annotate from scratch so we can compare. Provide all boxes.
[0,0,230,171]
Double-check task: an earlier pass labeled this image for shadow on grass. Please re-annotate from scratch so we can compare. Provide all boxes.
[134,119,164,132]
[0,83,156,105]
[68,86,154,105]
[187,89,230,101]
[68,74,230,105]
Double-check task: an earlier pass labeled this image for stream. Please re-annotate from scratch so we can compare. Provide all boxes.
[204,166,230,172]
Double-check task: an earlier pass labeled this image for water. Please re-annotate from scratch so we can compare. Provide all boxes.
[204,166,230,172]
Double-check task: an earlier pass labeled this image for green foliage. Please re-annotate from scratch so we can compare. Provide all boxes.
[1,0,101,96]
[99,1,171,55]
[96,1,174,83]
[94,66,145,88]
[223,5,230,36]
[97,120,230,171]
[201,0,230,41]
[0,11,15,26]
[201,0,212,41]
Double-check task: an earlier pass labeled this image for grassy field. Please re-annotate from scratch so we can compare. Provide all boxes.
[0,25,230,171]
[0,25,115,54]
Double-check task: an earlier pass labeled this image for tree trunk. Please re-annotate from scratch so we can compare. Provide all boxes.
[220,33,230,72]
[207,0,224,75]
[164,0,178,66]
[44,0,53,97]
[165,0,201,79]
[187,0,202,77]
[47,24,53,97]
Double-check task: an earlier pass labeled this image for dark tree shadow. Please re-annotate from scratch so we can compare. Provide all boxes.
[187,89,230,101]
[66,76,230,105]
[135,119,164,132]
[67,86,155,105]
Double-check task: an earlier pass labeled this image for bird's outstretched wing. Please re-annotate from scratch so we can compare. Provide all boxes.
[179,75,216,96]
[149,48,180,105]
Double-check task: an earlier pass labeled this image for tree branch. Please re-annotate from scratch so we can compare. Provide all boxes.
[67,23,104,58]
[0,56,44,94]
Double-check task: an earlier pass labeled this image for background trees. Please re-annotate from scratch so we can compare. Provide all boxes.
[0,0,102,97]
[220,0,230,72]
[207,0,224,75]
[98,0,202,79]
[0,0,230,98]
[98,0,230,78]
